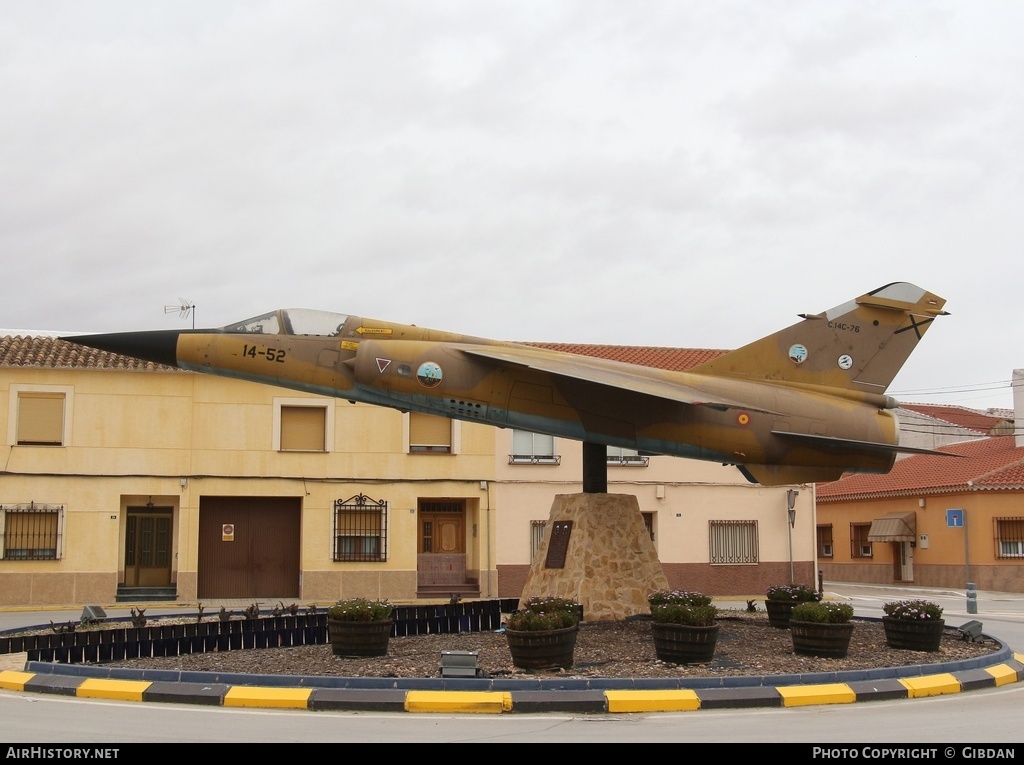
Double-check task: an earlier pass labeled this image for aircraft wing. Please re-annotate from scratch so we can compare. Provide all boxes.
[459,344,775,413]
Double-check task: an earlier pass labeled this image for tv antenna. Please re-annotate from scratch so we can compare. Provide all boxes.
[164,299,196,329]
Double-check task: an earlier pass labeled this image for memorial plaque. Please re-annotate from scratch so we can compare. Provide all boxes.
[544,521,573,569]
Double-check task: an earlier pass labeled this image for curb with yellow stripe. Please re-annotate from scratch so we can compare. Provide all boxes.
[2,653,1022,713]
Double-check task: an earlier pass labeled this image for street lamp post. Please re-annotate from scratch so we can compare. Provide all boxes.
[787,489,799,584]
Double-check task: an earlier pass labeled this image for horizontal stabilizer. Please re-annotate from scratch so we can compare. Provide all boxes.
[771,430,964,457]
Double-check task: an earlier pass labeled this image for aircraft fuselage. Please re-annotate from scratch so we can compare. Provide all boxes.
[172,317,897,481]
[63,282,948,486]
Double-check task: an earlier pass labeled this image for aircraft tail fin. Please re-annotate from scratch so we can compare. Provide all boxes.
[689,282,948,398]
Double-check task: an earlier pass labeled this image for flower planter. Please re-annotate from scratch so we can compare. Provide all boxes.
[328,618,392,658]
[790,620,854,658]
[651,622,720,664]
[764,599,797,629]
[882,617,945,652]
[505,625,578,670]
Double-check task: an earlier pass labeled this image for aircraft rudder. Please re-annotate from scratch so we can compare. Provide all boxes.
[690,283,947,395]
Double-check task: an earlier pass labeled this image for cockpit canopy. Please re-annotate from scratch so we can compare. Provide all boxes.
[220,309,351,337]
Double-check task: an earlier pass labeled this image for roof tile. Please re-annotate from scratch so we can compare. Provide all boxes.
[817,436,1024,500]
[899,403,1010,435]
[1,334,724,374]
[0,335,176,371]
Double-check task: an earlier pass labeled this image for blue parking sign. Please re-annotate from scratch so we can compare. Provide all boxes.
[947,509,964,527]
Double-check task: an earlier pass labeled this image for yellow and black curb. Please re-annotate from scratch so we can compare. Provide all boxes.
[2,651,1022,714]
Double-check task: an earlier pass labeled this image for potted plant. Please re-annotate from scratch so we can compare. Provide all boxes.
[764,583,821,628]
[648,590,719,664]
[327,598,394,657]
[881,599,945,651]
[505,596,581,670]
[789,601,855,658]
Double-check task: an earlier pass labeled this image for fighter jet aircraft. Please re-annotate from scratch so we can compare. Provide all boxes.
[62,282,948,486]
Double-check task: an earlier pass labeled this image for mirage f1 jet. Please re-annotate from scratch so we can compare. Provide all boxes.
[62,282,948,486]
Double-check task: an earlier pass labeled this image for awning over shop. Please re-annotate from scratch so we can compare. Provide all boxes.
[868,511,917,542]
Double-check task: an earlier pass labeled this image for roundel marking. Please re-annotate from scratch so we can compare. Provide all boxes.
[788,344,808,364]
[737,412,750,426]
[416,361,443,388]
[838,354,854,370]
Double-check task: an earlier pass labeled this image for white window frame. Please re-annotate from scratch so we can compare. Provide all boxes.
[8,385,73,447]
[607,446,649,466]
[1000,540,1024,558]
[509,430,559,464]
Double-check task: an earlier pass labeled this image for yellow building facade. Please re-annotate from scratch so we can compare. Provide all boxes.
[1,335,816,607]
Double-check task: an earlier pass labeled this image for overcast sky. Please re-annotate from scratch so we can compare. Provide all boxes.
[2,2,1021,412]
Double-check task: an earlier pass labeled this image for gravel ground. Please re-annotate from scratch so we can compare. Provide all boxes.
[100,612,1000,680]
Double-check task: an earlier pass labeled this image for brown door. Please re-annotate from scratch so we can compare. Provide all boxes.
[417,500,466,587]
[197,496,301,600]
[420,512,465,554]
[124,506,173,587]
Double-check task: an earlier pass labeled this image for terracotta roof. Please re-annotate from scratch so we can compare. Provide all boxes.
[817,436,1024,501]
[0,334,725,374]
[0,335,176,372]
[529,343,727,371]
[899,403,1009,435]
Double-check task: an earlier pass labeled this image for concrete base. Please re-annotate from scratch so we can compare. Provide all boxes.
[518,493,669,622]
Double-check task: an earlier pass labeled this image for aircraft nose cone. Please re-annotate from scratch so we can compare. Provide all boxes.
[60,330,184,368]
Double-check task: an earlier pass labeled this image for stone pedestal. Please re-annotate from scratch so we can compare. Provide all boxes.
[519,493,669,622]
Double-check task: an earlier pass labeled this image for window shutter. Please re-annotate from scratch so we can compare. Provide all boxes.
[409,413,451,449]
[17,393,64,445]
[280,406,326,451]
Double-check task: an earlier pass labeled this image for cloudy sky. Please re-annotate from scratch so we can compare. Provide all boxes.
[2,2,1021,412]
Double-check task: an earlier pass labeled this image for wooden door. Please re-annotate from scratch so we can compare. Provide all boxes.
[420,512,465,554]
[417,500,466,587]
[124,507,173,587]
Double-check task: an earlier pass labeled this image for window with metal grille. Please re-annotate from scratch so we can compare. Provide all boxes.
[509,430,559,464]
[333,494,388,562]
[817,524,834,558]
[530,520,547,563]
[16,393,65,446]
[995,517,1024,558]
[1,503,63,560]
[851,523,872,558]
[409,413,452,453]
[709,520,758,564]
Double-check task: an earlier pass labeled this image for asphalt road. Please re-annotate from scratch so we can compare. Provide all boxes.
[1,583,1022,744]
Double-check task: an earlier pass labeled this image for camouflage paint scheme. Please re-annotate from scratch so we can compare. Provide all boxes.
[64,282,948,486]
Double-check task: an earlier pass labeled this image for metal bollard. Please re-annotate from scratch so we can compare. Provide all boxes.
[966,582,978,614]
